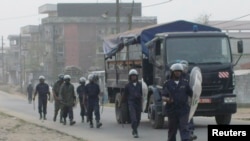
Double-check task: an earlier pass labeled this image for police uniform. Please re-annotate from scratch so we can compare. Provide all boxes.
[34,76,50,120]
[76,77,87,122]
[27,83,33,104]
[59,75,76,125]
[124,81,142,136]
[85,74,102,128]
[123,69,142,138]
[52,79,64,122]
[162,63,193,141]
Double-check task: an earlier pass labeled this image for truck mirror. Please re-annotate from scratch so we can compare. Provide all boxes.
[237,40,243,53]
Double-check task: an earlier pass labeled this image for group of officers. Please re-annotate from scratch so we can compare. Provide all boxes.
[31,73,103,128]
[28,59,197,141]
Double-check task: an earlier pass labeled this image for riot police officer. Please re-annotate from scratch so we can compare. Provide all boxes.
[59,75,76,125]
[162,63,193,141]
[123,69,142,138]
[52,74,64,122]
[76,76,87,123]
[84,74,102,128]
[33,75,50,120]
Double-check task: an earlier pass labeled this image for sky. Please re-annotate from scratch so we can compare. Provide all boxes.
[0,0,250,44]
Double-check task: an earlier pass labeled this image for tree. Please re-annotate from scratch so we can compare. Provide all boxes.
[195,14,211,25]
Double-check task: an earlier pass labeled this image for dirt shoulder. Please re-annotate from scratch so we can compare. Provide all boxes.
[0,112,85,141]
[0,84,85,141]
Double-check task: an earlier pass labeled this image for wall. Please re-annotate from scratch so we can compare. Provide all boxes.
[234,71,250,105]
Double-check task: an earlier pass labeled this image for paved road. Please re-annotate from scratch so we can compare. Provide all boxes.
[0,91,250,141]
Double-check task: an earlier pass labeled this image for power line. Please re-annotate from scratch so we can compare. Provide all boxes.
[142,0,173,8]
[211,13,250,26]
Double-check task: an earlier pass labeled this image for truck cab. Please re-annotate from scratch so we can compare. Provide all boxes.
[147,31,243,126]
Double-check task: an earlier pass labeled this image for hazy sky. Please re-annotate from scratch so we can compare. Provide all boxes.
[1,0,250,43]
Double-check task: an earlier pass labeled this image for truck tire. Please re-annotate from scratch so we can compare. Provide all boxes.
[115,93,130,124]
[148,95,164,129]
[215,114,232,125]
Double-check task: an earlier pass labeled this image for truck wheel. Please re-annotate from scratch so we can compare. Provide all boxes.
[148,95,164,129]
[115,93,130,124]
[215,114,232,125]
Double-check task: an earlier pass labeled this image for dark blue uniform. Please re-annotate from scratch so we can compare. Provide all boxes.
[77,84,86,118]
[27,84,33,104]
[35,83,50,116]
[85,82,101,123]
[124,82,142,133]
[162,77,192,141]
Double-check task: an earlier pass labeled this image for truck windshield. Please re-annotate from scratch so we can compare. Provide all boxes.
[166,37,232,65]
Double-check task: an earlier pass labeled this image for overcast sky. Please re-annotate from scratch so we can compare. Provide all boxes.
[0,0,250,43]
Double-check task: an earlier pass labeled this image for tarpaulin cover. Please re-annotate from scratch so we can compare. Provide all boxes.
[103,20,221,59]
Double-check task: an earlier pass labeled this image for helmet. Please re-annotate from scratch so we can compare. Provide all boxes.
[128,69,138,76]
[170,63,183,71]
[58,73,64,80]
[39,75,45,80]
[93,74,99,81]
[88,74,94,81]
[79,77,86,83]
[63,75,71,80]
[180,60,189,70]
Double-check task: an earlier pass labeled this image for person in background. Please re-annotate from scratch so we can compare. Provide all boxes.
[59,74,76,126]
[27,81,34,104]
[122,69,142,138]
[52,74,64,123]
[76,76,87,123]
[84,74,102,128]
[33,76,50,120]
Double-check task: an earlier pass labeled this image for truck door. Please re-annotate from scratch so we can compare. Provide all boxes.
[151,39,165,86]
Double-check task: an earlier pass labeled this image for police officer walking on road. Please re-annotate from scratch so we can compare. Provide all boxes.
[162,63,193,141]
[52,74,64,123]
[84,74,102,128]
[33,76,50,120]
[59,75,76,126]
[76,76,87,123]
[122,69,142,138]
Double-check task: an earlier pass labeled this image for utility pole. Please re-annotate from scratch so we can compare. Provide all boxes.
[116,0,120,34]
[52,25,57,81]
[128,0,135,30]
[1,36,4,82]
[19,34,23,92]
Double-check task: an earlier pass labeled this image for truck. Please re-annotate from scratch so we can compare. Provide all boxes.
[102,20,243,129]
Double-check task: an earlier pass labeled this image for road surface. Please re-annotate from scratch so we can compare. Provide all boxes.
[0,91,249,141]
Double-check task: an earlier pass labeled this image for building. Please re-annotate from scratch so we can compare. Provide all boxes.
[208,21,250,69]
[38,3,157,82]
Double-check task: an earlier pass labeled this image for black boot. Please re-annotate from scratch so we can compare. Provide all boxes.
[96,121,102,128]
[132,129,139,138]
[39,113,42,120]
[190,133,197,140]
[81,116,84,123]
[89,121,93,128]
[63,118,66,125]
[53,113,57,122]
[43,114,47,120]
[70,120,76,126]
[60,116,63,123]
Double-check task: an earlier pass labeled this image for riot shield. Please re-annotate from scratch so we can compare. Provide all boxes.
[188,66,202,122]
